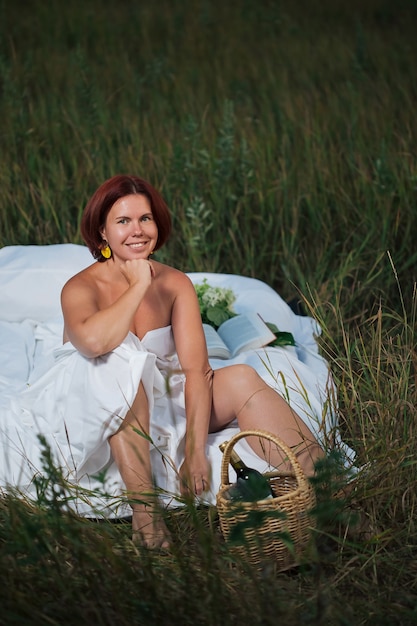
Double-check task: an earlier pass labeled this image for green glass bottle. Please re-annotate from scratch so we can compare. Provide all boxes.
[220,442,274,502]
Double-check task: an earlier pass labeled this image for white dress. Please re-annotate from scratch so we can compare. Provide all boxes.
[0,327,184,517]
[0,324,354,518]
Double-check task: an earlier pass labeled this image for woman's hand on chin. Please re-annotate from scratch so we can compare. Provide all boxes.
[119,258,154,288]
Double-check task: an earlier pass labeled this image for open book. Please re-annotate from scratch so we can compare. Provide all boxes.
[203,312,277,359]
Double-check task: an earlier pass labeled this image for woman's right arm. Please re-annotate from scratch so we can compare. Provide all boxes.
[61,259,153,358]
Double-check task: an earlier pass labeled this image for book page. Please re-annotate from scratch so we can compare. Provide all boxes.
[203,324,231,359]
[217,312,276,357]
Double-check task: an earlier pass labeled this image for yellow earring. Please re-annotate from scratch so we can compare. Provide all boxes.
[101,244,112,259]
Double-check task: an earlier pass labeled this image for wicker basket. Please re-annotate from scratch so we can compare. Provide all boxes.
[216,429,316,571]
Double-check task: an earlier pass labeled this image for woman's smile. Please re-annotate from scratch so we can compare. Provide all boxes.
[101,194,158,260]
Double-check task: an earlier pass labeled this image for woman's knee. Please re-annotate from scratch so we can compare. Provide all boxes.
[229,364,265,393]
[211,365,262,426]
[215,364,266,410]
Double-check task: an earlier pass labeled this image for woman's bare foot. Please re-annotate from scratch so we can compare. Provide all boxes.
[131,504,171,551]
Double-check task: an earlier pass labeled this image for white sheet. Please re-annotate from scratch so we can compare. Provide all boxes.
[0,244,355,516]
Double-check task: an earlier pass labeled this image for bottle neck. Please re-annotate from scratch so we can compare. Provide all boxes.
[229,449,247,471]
[219,441,247,472]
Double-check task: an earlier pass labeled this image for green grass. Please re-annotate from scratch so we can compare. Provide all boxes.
[1,0,416,623]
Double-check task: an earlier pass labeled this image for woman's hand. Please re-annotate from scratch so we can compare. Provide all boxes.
[179,451,211,497]
[119,258,155,288]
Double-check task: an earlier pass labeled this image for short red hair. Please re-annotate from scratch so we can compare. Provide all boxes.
[80,175,172,261]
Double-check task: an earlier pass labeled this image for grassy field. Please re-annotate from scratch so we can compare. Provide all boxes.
[1,0,416,623]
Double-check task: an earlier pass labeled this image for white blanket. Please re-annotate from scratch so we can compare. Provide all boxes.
[0,244,354,516]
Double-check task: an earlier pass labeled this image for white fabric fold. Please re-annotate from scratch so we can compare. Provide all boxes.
[0,325,355,517]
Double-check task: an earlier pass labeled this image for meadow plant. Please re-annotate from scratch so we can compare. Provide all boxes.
[1,0,417,623]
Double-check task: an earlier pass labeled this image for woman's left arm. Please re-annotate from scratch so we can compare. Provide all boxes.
[170,272,213,496]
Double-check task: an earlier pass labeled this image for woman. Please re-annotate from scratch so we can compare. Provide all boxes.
[59,174,323,548]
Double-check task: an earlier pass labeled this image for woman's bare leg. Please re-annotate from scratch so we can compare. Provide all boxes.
[210,365,324,476]
[109,382,170,549]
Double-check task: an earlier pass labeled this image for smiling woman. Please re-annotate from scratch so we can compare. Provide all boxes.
[100,195,159,261]
[80,175,172,262]
[0,174,336,550]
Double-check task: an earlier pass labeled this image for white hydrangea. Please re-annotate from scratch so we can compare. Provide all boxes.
[194,280,237,328]
[202,286,235,308]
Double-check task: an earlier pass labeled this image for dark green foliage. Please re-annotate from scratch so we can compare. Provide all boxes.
[1,0,417,623]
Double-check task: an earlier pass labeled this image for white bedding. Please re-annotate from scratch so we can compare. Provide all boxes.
[0,244,354,516]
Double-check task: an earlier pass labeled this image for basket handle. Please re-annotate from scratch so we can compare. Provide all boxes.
[220,429,309,490]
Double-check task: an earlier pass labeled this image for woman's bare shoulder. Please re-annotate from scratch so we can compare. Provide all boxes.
[154,262,189,282]
[155,262,195,293]
[62,263,100,296]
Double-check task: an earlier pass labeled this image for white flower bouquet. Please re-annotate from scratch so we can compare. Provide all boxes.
[194,279,237,329]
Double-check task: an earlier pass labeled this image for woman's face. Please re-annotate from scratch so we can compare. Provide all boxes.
[101,194,158,261]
